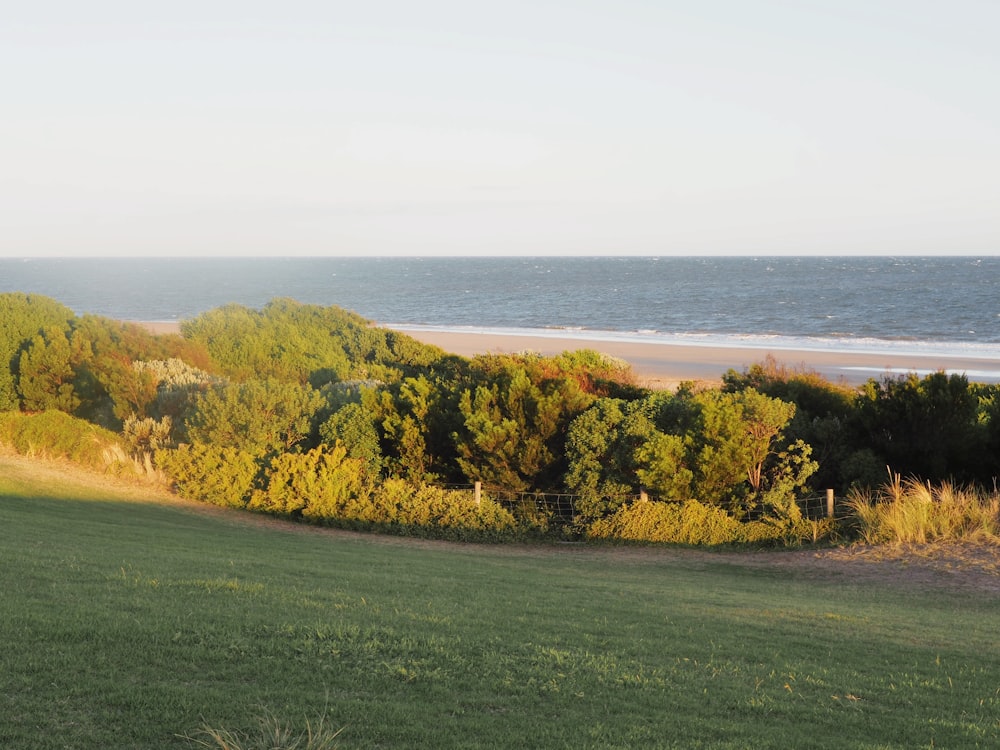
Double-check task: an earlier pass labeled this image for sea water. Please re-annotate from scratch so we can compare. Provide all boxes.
[1,256,998,361]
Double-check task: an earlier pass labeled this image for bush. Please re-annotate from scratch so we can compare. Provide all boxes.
[249,445,370,520]
[156,444,259,509]
[0,410,136,474]
[585,498,800,546]
[314,477,520,541]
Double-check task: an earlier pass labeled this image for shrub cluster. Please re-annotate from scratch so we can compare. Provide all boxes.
[0,410,137,475]
[585,498,803,546]
[6,293,1000,547]
[158,443,521,542]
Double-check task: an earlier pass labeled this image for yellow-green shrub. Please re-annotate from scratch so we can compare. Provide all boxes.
[585,498,795,546]
[0,410,135,474]
[156,444,259,509]
[249,445,369,520]
[297,475,519,541]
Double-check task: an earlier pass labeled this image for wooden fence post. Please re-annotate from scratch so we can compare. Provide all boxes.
[474,481,482,509]
[826,489,835,518]
[639,487,648,502]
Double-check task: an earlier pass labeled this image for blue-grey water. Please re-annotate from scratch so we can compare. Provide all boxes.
[1,256,998,359]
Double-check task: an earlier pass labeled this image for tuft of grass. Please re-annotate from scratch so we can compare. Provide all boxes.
[847,471,1000,544]
[183,709,343,750]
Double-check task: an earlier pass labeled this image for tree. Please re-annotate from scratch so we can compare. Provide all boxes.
[856,372,981,482]
[565,396,691,517]
[454,355,593,492]
[681,388,803,514]
[723,356,859,493]
[319,401,384,480]
[369,375,445,483]
[186,378,323,458]
[16,327,80,413]
[0,294,75,410]
[564,398,634,509]
[156,444,260,508]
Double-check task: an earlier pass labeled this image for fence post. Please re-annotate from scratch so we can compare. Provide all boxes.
[639,487,648,502]
[826,489,835,518]
[474,481,482,509]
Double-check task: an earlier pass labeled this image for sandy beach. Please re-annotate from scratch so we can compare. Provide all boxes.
[133,320,1000,388]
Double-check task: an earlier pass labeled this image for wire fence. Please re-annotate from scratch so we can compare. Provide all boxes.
[442,483,845,521]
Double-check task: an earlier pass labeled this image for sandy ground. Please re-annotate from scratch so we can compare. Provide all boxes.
[133,320,1000,388]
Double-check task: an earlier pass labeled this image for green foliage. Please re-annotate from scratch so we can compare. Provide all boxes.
[133,358,220,434]
[856,371,982,483]
[0,293,75,410]
[683,388,796,509]
[585,498,792,545]
[976,382,1000,480]
[723,356,855,421]
[723,356,859,493]
[564,399,645,516]
[16,326,82,413]
[62,315,215,426]
[549,348,643,398]
[249,446,518,540]
[156,444,260,508]
[0,410,134,473]
[187,379,323,458]
[318,401,384,478]
[634,431,693,501]
[566,387,814,521]
[318,378,383,413]
[181,298,446,385]
[369,375,449,483]
[454,354,593,491]
[356,478,519,540]
[754,439,815,522]
[249,444,370,519]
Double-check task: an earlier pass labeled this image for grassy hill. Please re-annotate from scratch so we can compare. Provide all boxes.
[2,453,998,749]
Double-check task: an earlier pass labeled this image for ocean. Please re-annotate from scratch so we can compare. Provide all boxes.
[1,256,998,361]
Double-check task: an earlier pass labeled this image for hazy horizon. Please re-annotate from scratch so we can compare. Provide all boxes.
[4,1,998,259]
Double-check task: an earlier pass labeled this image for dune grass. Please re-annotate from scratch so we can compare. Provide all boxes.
[2,455,999,749]
[848,473,1000,545]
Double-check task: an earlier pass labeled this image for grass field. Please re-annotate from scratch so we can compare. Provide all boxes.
[2,454,999,749]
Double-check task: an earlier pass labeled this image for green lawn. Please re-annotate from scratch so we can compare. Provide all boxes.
[2,456,998,749]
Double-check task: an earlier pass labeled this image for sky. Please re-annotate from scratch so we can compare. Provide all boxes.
[3,0,999,258]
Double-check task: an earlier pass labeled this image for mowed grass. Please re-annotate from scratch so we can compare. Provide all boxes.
[2,456,999,749]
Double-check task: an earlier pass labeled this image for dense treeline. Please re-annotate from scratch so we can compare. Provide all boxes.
[2,293,998,544]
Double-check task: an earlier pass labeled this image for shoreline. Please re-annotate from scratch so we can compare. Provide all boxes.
[131,320,1000,388]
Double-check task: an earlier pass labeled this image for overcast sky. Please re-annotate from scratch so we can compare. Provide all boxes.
[3,1,999,257]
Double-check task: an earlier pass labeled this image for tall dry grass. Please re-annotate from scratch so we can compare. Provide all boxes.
[847,470,1000,544]
[182,710,344,750]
